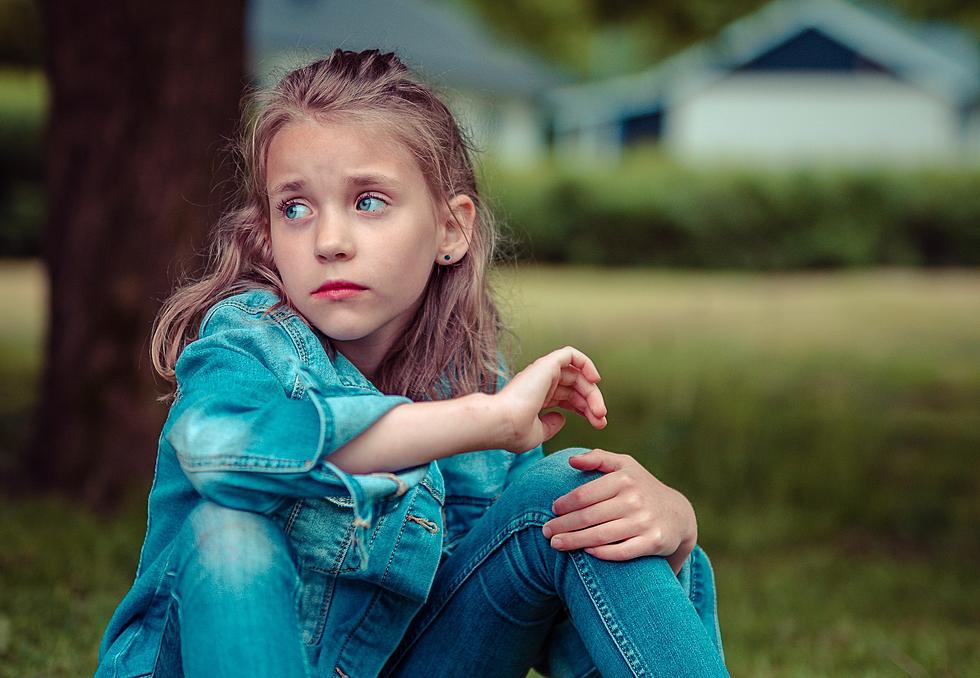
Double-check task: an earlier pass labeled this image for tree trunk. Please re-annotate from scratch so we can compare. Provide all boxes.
[26,0,245,511]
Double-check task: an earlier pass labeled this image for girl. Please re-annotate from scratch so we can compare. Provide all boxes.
[94,49,728,678]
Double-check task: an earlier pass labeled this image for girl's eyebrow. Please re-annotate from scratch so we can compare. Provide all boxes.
[268,174,400,197]
[348,173,400,189]
[269,179,306,197]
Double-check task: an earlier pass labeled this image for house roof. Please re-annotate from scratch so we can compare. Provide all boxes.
[247,0,572,97]
[547,0,980,131]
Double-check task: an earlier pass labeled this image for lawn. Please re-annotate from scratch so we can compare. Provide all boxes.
[1,260,978,676]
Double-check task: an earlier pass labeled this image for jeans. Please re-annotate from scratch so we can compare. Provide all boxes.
[382,448,728,677]
[152,448,727,677]
[152,501,310,678]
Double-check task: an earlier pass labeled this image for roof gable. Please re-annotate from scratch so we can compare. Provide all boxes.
[736,26,891,74]
[548,0,980,129]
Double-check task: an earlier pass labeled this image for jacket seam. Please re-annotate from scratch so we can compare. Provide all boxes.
[176,453,320,471]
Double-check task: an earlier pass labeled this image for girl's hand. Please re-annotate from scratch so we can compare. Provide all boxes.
[540,449,697,575]
[495,346,607,454]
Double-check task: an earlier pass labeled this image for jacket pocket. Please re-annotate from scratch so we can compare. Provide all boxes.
[295,564,333,647]
[281,495,386,647]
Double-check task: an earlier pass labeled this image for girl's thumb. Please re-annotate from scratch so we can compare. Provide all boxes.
[538,411,566,442]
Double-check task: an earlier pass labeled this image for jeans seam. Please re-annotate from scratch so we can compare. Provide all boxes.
[149,591,182,676]
[568,549,649,677]
[112,547,177,677]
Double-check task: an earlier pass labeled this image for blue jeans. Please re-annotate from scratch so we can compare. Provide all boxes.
[381,448,728,677]
[152,449,727,677]
[152,501,310,677]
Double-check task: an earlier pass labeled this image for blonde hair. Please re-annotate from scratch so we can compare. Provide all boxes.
[150,49,516,402]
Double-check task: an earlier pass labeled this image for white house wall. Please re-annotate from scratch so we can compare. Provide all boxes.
[446,92,545,167]
[666,72,962,164]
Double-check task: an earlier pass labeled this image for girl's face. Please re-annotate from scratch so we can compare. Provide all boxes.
[265,117,473,376]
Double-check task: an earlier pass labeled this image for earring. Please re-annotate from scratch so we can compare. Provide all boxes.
[443,254,451,261]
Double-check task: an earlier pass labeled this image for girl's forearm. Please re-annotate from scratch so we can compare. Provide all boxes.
[325,393,511,474]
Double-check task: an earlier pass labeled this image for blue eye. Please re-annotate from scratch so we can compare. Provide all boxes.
[356,195,387,212]
[282,202,311,220]
[276,199,311,220]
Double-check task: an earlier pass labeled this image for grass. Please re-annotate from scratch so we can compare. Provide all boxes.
[2,260,979,676]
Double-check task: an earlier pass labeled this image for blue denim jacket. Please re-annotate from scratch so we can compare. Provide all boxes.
[95,288,544,677]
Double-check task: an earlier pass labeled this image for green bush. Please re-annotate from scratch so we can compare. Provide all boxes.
[0,68,45,257]
[483,151,980,269]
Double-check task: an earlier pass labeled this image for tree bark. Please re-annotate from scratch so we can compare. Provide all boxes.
[25,0,245,511]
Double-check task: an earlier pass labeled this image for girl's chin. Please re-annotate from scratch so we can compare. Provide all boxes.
[318,327,370,342]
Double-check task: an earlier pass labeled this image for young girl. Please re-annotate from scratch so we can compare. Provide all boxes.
[95,49,728,678]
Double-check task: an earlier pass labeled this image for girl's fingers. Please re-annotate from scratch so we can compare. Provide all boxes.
[547,517,639,551]
[551,387,606,428]
[583,536,650,561]
[555,369,607,418]
[550,346,601,384]
[541,496,626,539]
[552,471,623,515]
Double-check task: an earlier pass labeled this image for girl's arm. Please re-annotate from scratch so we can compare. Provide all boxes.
[327,346,609,474]
[324,392,513,473]
[170,302,605,516]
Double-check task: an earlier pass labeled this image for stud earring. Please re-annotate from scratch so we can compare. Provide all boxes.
[443,254,451,261]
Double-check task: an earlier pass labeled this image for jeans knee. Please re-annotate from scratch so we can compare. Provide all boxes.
[179,501,297,592]
[506,447,599,516]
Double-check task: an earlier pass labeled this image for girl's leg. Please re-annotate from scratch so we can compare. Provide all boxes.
[538,544,726,677]
[153,500,310,678]
[381,448,729,678]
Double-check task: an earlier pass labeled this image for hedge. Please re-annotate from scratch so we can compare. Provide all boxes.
[482,151,980,269]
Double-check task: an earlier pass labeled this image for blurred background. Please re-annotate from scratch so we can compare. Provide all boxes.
[1,0,978,675]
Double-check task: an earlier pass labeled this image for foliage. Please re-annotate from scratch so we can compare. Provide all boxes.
[0,0,42,68]
[0,68,45,257]
[481,150,980,269]
[453,0,980,77]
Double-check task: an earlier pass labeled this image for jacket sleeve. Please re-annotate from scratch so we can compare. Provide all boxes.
[165,303,427,569]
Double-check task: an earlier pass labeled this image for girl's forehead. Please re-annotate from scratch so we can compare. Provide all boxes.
[269,120,413,161]
[268,117,416,174]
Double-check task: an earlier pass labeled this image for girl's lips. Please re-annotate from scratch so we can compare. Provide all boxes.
[312,287,365,300]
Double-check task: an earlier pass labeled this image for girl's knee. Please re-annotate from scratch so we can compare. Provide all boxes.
[505,447,599,514]
[178,501,297,591]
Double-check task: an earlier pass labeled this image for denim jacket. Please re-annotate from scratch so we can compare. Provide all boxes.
[95,288,544,677]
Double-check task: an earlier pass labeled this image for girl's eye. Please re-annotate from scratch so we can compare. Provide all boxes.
[277,200,311,221]
[356,195,388,213]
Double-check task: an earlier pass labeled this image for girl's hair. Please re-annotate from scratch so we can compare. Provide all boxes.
[150,49,516,403]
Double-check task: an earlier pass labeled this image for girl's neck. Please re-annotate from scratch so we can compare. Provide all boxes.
[337,344,379,383]
[314,329,382,384]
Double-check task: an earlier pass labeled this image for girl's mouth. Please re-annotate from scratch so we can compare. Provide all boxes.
[312,287,365,301]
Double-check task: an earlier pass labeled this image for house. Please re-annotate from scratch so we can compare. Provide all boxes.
[246,0,571,166]
[547,0,980,165]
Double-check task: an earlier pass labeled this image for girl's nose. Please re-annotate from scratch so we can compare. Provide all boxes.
[314,215,355,261]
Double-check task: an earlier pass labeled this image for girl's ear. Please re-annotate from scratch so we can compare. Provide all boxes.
[437,194,476,264]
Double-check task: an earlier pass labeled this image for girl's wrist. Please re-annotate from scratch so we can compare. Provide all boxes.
[463,392,515,452]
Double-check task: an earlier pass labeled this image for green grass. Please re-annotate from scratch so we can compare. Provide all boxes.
[2,260,979,676]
